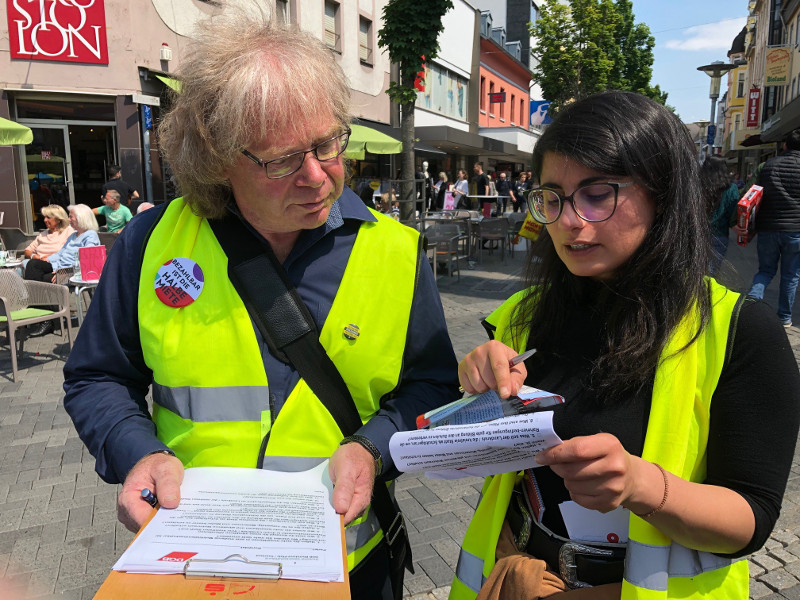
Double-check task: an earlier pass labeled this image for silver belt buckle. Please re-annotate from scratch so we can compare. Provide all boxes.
[558,541,614,589]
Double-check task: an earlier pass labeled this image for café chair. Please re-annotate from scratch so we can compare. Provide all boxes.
[424,223,468,280]
[0,270,73,382]
[475,218,509,264]
[0,228,37,253]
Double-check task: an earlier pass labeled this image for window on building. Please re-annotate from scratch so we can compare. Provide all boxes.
[324,1,340,52]
[359,17,373,65]
[796,15,800,45]
[734,113,741,131]
[480,77,486,112]
[276,0,290,24]
[737,72,745,98]
[510,93,516,124]
[520,98,525,127]
[499,87,505,120]
[793,77,797,99]
[489,81,495,115]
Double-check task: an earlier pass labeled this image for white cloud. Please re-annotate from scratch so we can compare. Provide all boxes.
[664,17,747,51]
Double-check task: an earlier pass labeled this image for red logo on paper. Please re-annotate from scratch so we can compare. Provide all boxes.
[158,551,198,563]
[6,0,109,65]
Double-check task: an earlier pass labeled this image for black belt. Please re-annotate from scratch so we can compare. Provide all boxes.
[507,489,626,588]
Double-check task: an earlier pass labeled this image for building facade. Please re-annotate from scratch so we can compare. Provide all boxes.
[1,0,393,232]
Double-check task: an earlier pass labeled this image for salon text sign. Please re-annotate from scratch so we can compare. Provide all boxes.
[7,0,109,64]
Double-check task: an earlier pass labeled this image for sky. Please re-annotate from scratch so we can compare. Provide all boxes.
[630,0,749,123]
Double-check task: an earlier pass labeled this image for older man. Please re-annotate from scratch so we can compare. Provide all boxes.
[63,14,459,600]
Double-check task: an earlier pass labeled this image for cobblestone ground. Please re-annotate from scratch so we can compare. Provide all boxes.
[0,238,798,599]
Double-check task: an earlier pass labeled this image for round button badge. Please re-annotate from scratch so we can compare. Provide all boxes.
[154,257,205,308]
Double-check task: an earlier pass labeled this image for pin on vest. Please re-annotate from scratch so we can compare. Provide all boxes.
[343,324,360,340]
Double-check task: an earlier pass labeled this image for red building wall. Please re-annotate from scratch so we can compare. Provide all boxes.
[478,37,530,130]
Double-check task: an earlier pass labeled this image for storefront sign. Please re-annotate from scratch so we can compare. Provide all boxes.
[7,0,109,65]
[765,46,791,85]
[747,88,761,128]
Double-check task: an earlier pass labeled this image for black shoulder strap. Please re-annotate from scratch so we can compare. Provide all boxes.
[208,214,363,436]
[207,213,412,588]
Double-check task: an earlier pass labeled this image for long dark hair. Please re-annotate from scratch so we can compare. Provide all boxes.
[701,155,732,214]
[513,91,711,401]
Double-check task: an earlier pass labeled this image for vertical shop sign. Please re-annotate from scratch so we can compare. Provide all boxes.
[7,0,109,64]
[747,88,761,128]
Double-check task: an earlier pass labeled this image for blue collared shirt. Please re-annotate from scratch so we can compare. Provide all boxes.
[49,229,101,270]
[63,187,459,483]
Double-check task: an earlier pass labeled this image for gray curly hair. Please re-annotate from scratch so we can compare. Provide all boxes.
[159,12,352,219]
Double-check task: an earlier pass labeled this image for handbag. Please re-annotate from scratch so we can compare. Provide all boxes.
[208,213,413,600]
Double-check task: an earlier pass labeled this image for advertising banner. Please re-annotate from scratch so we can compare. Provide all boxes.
[765,46,791,85]
[747,88,761,127]
[6,0,109,65]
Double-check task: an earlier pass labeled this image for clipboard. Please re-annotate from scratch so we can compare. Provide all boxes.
[94,511,350,599]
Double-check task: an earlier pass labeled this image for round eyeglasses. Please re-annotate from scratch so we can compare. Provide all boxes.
[242,128,351,179]
[526,182,635,224]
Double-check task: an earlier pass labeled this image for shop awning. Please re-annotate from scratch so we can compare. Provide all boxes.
[155,74,182,93]
[344,124,403,160]
[0,117,33,145]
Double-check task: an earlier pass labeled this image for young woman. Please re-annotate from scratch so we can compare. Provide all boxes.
[453,169,470,209]
[451,91,800,599]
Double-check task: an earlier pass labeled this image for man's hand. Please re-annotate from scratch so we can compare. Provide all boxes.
[329,443,377,525]
[117,452,184,532]
[458,339,526,398]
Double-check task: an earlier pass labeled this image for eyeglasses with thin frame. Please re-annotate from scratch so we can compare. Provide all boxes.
[527,181,635,224]
[242,128,351,179]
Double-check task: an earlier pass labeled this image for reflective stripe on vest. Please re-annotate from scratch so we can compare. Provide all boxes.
[624,540,744,591]
[138,198,421,570]
[450,279,746,600]
[455,547,486,593]
[153,383,268,422]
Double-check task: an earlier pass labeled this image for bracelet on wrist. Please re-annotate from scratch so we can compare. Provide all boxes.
[339,434,383,476]
[634,462,669,519]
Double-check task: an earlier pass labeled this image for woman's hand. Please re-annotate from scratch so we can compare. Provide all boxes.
[458,340,526,398]
[536,433,662,514]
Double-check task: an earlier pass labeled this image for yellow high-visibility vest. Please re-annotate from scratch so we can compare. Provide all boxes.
[450,279,749,599]
[139,198,421,571]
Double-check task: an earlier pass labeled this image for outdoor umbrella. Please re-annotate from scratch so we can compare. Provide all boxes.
[0,117,33,146]
[344,124,402,160]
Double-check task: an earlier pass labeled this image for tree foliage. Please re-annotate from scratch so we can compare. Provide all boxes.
[378,0,454,105]
[531,0,666,113]
[377,0,453,220]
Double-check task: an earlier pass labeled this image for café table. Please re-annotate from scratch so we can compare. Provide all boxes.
[68,274,99,325]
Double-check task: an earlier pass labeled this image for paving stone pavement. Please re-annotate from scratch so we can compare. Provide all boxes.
[0,237,799,599]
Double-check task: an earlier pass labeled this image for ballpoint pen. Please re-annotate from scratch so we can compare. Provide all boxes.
[509,348,537,367]
[141,488,158,508]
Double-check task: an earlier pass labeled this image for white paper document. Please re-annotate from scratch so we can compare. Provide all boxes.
[389,412,563,479]
[559,501,629,544]
[112,461,344,583]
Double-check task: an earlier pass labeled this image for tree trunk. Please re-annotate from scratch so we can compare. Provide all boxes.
[399,70,417,223]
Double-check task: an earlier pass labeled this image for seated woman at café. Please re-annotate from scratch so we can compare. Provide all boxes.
[25,204,100,285]
[24,204,100,337]
[24,204,74,261]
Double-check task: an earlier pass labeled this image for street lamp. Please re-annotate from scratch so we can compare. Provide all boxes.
[697,60,735,155]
